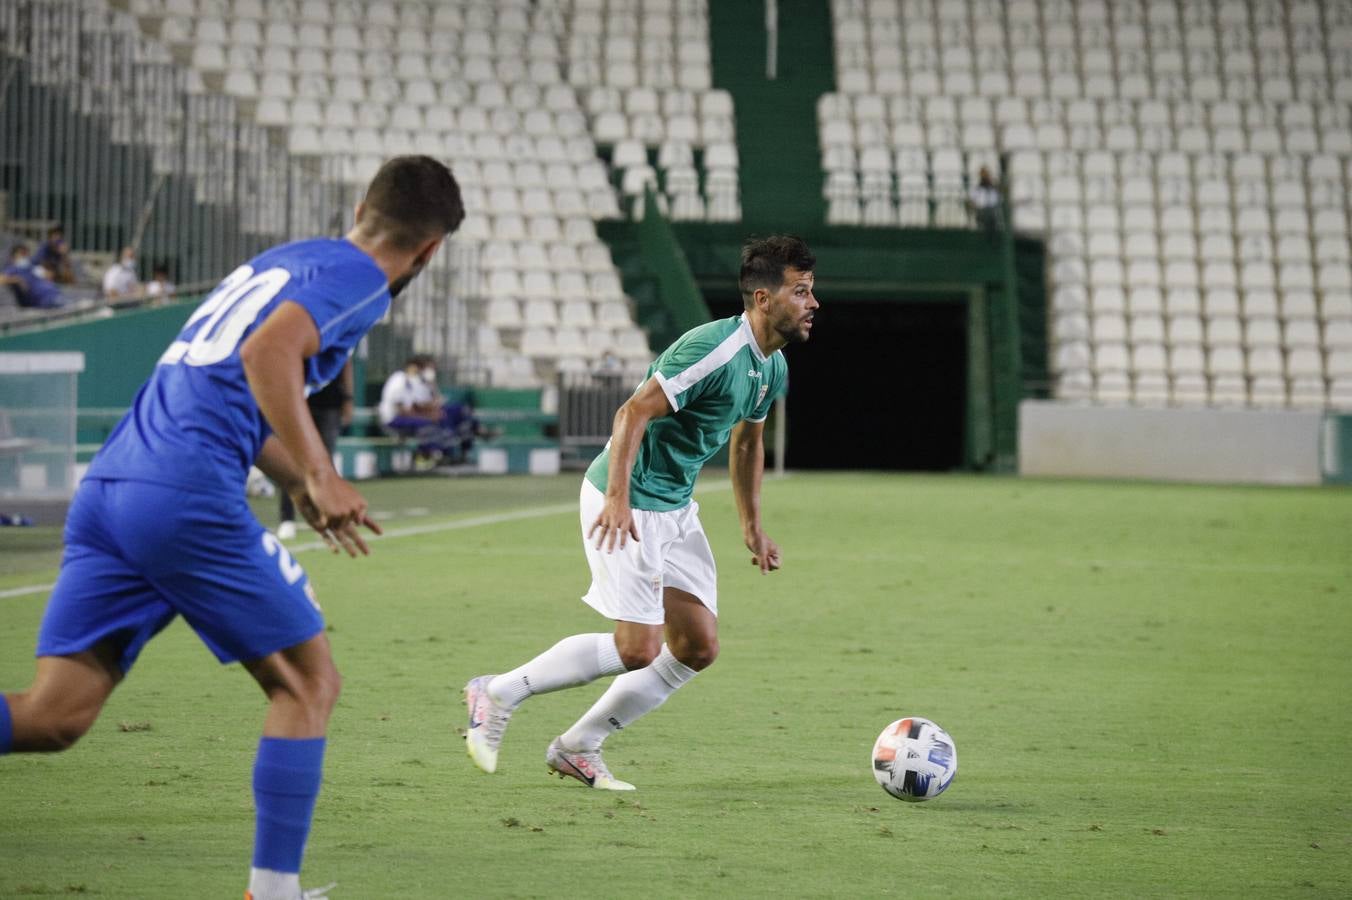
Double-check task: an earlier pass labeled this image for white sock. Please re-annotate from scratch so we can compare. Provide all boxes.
[560,644,698,751]
[488,633,625,708]
[248,867,299,900]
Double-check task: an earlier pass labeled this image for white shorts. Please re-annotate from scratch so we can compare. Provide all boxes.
[579,480,718,625]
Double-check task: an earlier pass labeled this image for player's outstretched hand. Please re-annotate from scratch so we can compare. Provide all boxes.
[303,470,383,557]
[588,495,640,553]
[745,531,781,574]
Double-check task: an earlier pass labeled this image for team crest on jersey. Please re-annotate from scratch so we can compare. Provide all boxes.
[758,383,769,405]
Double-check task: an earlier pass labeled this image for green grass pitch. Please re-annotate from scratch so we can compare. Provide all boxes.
[1,472,1349,898]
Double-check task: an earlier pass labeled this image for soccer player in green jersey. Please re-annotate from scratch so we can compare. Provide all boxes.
[464,235,817,789]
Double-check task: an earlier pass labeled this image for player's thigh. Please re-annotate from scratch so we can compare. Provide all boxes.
[661,505,719,617]
[241,631,339,703]
[578,480,670,625]
[137,492,326,665]
[37,482,178,676]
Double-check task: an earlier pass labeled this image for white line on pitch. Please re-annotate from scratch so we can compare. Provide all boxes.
[0,478,748,601]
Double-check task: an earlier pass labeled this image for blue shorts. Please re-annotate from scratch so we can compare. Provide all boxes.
[37,478,325,673]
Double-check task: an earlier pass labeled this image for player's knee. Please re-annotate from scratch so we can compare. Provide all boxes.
[616,639,661,671]
[670,636,719,672]
[282,661,342,716]
[33,707,97,752]
[306,663,342,715]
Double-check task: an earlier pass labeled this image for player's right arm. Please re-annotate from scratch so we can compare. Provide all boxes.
[240,301,381,556]
[590,377,672,552]
[255,436,343,555]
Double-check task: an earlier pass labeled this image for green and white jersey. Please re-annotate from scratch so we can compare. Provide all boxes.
[586,313,788,511]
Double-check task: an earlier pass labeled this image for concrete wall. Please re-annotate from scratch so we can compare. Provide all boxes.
[1018,401,1327,486]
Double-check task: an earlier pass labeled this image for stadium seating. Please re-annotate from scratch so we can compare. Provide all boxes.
[107,0,688,387]
[826,0,1352,410]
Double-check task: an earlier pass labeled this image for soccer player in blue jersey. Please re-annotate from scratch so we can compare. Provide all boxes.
[0,156,463,900]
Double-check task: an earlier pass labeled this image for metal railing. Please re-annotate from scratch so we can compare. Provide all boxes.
[0,0,483,383]
[1,0,298,284]
[556,370,635,463]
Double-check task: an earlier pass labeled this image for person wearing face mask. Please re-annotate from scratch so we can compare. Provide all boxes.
[378,354,485,467]
[101,246,143,299]
[145,264,176,301]
[378,354,444,430]
[31,226,77,284]
[0,156,463,900]
[1,243,67,309]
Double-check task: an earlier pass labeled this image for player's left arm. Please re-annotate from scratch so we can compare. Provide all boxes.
[730,418,780,574]
[255,436,343,553]
[255,435,304,497]
[241,301,380,556]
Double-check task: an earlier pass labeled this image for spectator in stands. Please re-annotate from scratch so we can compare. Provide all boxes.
[592,348,623,378]
[101,246,142,299]
[31,226,77,284]
[1,243,66,309]
[968,167,1003,240]
[145,264,176,301]
[591,348,625,387]
[277,361,353,540]
[378,354,488,466]
[379,354,442,429]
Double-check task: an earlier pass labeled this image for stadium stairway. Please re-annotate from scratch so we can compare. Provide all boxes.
[709,0,836,230]
[595,219,666,345]
[1015,233,1052,398]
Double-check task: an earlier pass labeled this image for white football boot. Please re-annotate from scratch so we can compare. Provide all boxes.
[464,675,514,774]
[545,738,636,791]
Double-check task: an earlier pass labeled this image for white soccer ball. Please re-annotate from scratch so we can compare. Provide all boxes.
[871,716,958,802]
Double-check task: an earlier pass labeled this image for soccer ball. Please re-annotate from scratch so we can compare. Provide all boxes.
[871,716,958,802]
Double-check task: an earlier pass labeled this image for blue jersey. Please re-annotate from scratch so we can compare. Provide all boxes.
[86,238,388,496]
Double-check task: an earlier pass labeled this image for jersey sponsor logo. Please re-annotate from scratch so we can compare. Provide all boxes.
[746,367,761,378]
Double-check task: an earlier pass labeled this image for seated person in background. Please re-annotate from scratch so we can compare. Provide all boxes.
[379,354,442,429]
[102,246,142,299]
[1,244,66,309]
[145,264,175,301]
[378,354,489,465]
[31,226,77,284]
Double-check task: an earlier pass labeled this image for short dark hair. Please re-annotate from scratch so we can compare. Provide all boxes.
[10,243,29,258]
[739,235,815,308]
[406,353,435,369]
[362,156,465,250]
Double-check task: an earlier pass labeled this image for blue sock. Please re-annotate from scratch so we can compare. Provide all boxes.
[252,737,326,873]
[0,694,12,754]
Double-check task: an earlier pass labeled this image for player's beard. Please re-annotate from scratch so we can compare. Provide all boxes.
[774,308,813,344]
[388,261,424,299]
